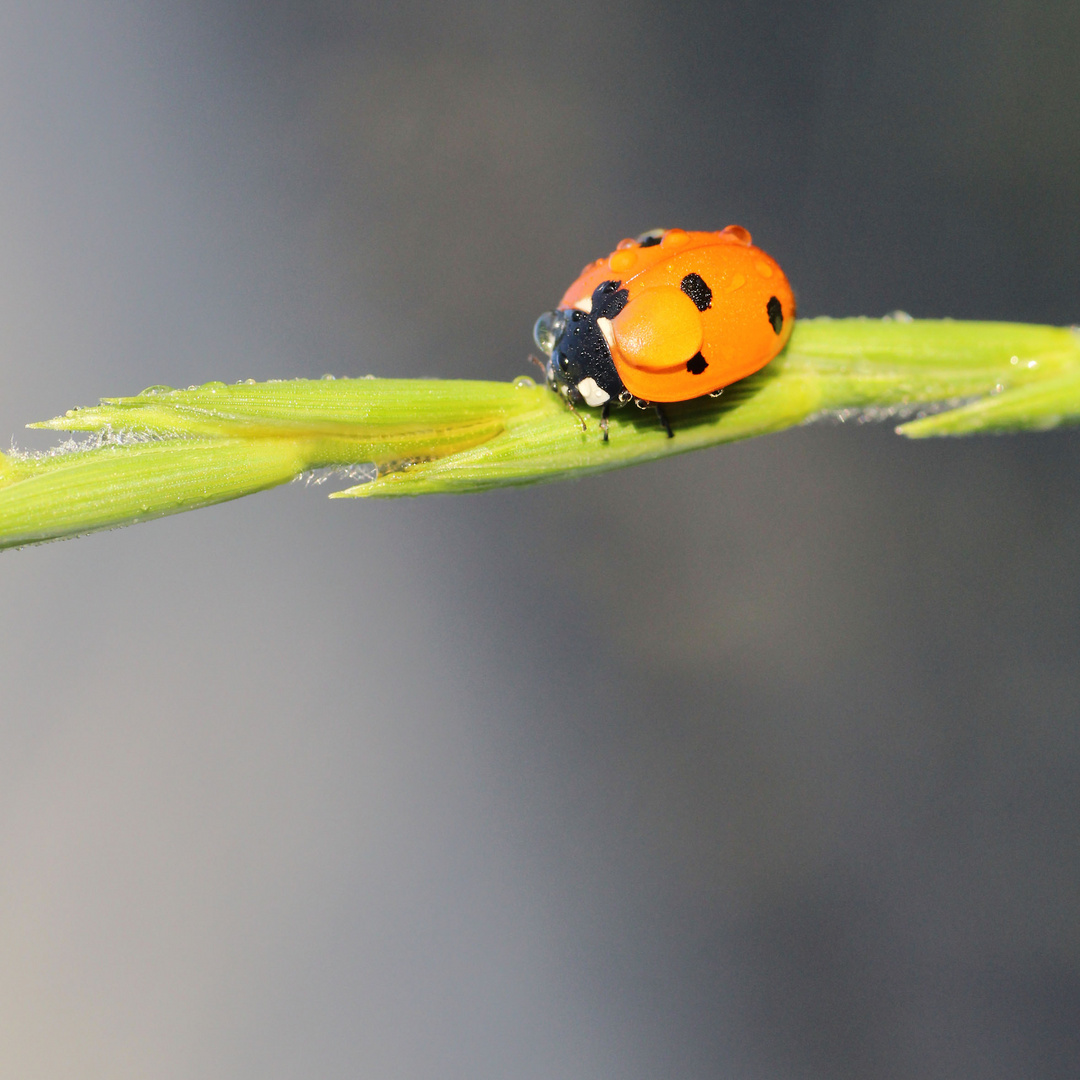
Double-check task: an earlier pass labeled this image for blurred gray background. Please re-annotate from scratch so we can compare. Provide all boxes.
[1,2,1078,1077]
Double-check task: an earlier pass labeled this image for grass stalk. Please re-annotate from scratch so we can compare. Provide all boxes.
[2,317,1077,549]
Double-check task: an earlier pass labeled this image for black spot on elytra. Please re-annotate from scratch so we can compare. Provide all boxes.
[767,296,783,334]
[686,351,708,375]
[681,272,712,311]
[593,280,629,319]
[639,234,662,247]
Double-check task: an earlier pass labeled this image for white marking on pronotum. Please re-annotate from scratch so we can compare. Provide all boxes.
[596,316,615,350]
[573,296,592,313]
[576,378,610,407]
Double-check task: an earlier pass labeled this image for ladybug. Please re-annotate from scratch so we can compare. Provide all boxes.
[533,226,795,439]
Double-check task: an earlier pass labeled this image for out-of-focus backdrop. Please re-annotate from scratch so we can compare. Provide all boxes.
[1,3,1078,1077]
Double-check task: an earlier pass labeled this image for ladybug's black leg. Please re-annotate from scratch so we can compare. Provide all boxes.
[600,402,611,442]
[655,403,674,438]
[565,398,588,432]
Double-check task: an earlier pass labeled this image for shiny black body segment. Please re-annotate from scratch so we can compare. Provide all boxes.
[545,280,628,404]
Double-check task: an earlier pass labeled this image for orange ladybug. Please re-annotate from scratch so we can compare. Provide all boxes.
[533,226,795,438]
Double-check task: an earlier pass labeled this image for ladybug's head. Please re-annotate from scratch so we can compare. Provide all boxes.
[532,280,629,408]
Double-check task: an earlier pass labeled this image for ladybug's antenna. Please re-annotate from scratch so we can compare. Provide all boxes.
[528,354,548,381]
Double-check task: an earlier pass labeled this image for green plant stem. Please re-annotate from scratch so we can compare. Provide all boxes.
[2,317,1077,549]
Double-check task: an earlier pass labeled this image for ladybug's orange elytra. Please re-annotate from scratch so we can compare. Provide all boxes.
[532,228,795,442]
[565,225,794,403]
